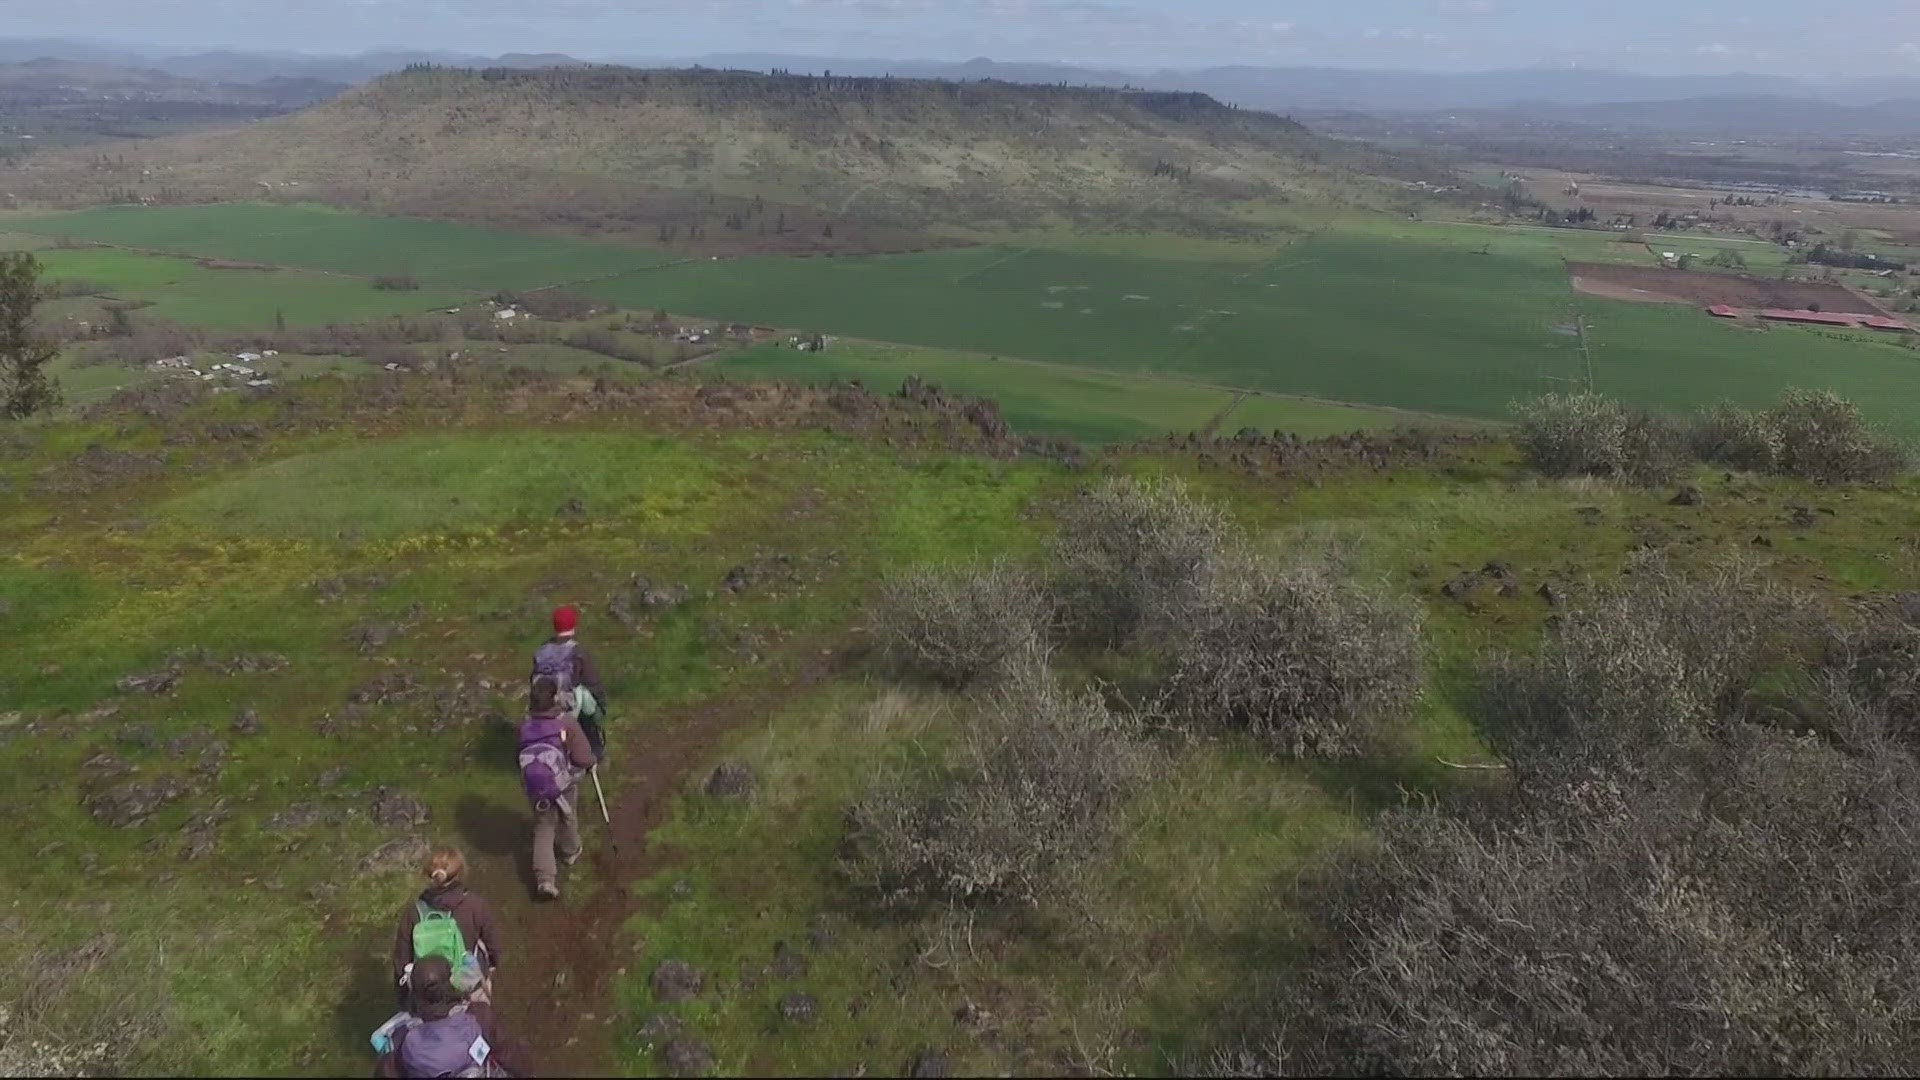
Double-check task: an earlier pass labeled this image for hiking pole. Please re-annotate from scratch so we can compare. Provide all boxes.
[589,765,611,825]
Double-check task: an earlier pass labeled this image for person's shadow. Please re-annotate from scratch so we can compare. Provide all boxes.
[455,793,537,898]
[329,936,402,1070]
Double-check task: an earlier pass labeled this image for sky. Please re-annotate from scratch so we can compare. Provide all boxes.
[8,0,1920,75]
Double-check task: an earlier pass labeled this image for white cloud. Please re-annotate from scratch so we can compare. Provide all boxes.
[1695,41,1732,55]
[1435,0,1498,17]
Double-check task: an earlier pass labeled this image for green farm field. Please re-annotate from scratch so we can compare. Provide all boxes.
[17,203,1920,438]
[716,341,1409,444]
[33,248,469,329]
[17,203,678,291]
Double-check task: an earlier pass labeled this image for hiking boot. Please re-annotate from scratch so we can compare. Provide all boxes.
[535,881,560,900]
[561,850,581,867]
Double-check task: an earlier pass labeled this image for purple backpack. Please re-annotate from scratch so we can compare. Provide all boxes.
[531,641,578,707]
[397,1010,491,1077]
[517,716,574,803]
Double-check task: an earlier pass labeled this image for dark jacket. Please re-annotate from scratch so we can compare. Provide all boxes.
[391,882,503,987]
[531,635,606,707]
[373,1000,522,1078]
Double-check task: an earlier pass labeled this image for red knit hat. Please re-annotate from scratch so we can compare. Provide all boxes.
[552,605,579,635]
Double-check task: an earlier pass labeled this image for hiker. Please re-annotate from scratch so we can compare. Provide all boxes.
[372,955,521,1078]
[532,605,610,760]
[391,848,502,1007]
[519,674,598,900]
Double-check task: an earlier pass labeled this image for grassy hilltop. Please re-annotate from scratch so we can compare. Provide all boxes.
[2,364,1916,1075]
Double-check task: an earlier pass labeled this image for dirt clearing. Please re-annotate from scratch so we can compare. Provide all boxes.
[1568,262,1888,315]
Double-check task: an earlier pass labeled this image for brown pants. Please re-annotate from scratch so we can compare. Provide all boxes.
[532,793,581,888]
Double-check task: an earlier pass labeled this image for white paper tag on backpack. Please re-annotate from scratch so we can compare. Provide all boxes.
[468,1033,491,1066]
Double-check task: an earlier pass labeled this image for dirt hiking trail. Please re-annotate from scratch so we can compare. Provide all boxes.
[448,656,838,1076]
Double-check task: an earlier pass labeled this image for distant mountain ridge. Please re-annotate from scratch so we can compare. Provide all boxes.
[7,38,1920,115]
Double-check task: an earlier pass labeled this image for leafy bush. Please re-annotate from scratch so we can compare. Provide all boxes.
[843,669,1157,905]
[1484,555,1797,780]
[1051,476,1231,647]
[869,561,1052,688]
[1159,556,1422,759]
[1512,392,1686,485]
[1769,389,1909,484]
[370,274,420,291]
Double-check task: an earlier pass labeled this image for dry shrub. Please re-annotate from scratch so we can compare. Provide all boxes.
[1159,556,1422,759]
[1254,723,1920,1076]
[869,560,1052,688]
[1769,389,1909,484]
[1689,393,1909,484]
[1813,593,1920,751]
[1513,392,1687,485]
[843,669,1157,905]
[1484,555,1798,780]
[1052,476,1231,646]
[370,273,419,291]
[1689,401,1784,473]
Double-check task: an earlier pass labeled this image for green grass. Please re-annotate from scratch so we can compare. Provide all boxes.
[16,203,676,291]
[28,247,469,329]
[717,341,1415,444]
[2,376,1915,1076]
[721,340,1307,444]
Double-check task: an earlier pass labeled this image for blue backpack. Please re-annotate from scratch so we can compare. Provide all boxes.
[396,1010,494,1078]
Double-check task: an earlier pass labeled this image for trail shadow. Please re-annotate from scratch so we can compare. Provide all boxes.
[455,793,537,898]
[330,938,401,1066]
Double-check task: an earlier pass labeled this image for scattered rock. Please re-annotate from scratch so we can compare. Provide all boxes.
[637,1014,684,1044]
[0,598,11,617]
[703,762,757,803]
[1752,534,1774,548]
[1574,505,1603,525]
[908,1049,951,1078]
[1440,572,1482,600]
[1536,582,1564,608]
[80,751,135,781]
[82,777,189,828]
[346,623,398,655]
[179,806,226,861]
[368,787,430,830]
[1787,504,1818,529]
[650,960,704,1004]
[269,802,352,831]
[778,993,818,1023]
[660,1038,714,1078]
[116,724,158,751]
[358,835,431,876]
[954,1001,991,1029]
[669,878,694,900]
[318,765,350,788]
[806,920,835,953]
[721,565,753,594]
[771,940,809,981]
[230,709,260,736]
[1669,484,1704,507]
[116,665,181,696]
[556,497,587,520]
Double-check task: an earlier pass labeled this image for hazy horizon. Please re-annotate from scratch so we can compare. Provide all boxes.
[8,0,1920,78]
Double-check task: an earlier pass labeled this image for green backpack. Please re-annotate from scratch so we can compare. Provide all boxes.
[412,901,466,969]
